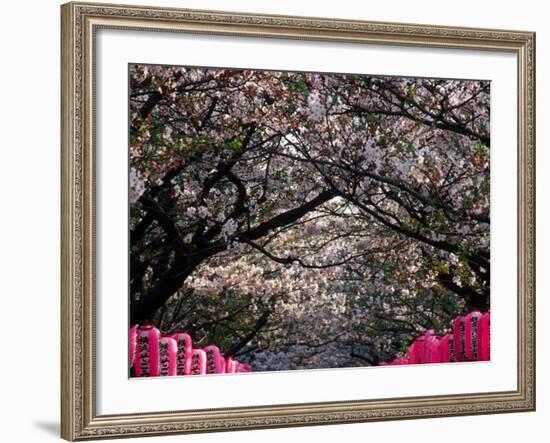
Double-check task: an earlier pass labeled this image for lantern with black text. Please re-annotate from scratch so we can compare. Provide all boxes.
[159,336,177,376]
[190,348,207,375]
[478,312,491,361]
[464,311,482,360]
[439,333,454,363]
[171,331,192,375]
[204,345,224,374]
[134,324,161,377]
[453,316,466,362]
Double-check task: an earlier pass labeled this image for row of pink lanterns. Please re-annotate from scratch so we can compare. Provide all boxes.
[380,311,490,366]
[130,324,252,377]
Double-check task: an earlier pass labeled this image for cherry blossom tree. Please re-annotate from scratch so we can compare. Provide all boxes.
[129,65,489,369]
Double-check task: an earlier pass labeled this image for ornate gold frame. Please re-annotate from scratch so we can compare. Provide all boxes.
[61,2,536,440]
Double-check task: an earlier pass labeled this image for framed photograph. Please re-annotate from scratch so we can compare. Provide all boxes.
[61,1,536,440]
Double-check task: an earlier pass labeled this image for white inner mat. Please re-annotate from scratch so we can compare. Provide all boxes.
[95,28,517,415]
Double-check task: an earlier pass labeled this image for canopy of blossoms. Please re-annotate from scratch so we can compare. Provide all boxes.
[129,65,490,371]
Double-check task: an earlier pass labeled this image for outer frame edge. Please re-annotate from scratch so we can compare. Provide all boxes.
[60,1,536,440]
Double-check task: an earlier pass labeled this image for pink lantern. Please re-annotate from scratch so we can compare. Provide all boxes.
[134,323,160,377]
[402,349,413,365]
[219,355,226,374]
[159,337,177,376]
[225,357,237,373]
[417,336,427,364]
[453,316,466,362]
[204,345,224,374]
[424,330,441,364]
[439,334,454,363]
[405,342,416,365]
[129,324,138,368]
[236,362,252,372]
[171,331,192,375]
[464,311,483,360]
[407,337,426,365]
[478,312,491,361]
[190,348,207,375]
